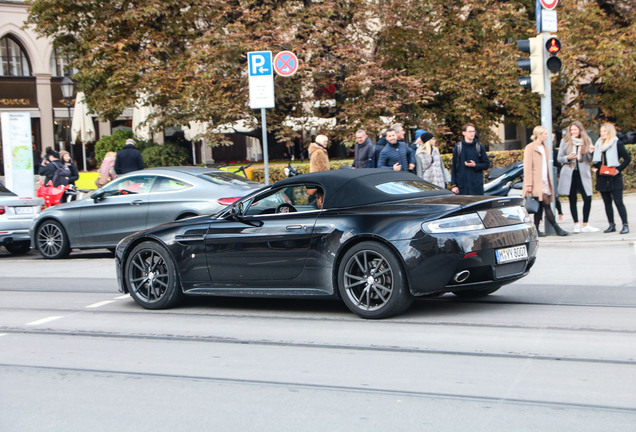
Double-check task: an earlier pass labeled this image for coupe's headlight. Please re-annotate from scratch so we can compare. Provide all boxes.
[422,213,485,233]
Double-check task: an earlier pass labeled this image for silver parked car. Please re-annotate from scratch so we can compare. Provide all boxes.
[31,167,261,259]
[0,182,44,255]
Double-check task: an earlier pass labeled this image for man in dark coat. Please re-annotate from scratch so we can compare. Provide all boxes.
[352,130,374,168]
[450,123,490,195]
[371,129,388,168]
[115,138,145,175]
[377,129,415,172]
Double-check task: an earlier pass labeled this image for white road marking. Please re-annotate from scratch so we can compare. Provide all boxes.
[0,333,7,337]
[86,300,116,309]
[114,294,130,299]
[26,316,64,326]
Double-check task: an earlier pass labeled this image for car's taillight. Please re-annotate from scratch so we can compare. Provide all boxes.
[0,206,5,215]
[217,197,241,206]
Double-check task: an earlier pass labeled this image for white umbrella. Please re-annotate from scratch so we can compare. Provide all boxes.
[183,121,209,165]
[71,91,96,171]
[132,94,155,141]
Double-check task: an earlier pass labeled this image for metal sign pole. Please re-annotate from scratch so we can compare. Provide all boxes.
[261,108,270,185]
[540,33,556,235]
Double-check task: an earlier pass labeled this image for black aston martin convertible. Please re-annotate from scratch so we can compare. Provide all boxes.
[115,169,538,319]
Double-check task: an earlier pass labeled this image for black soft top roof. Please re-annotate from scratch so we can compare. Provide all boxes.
[275,168,450,208]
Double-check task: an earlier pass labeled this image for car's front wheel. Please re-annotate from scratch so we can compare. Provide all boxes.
[4,241,31,255]
[338,241,413,319]
[36,220,70,259]
[125,241,182,309]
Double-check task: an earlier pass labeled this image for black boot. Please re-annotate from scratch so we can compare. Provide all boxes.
[604,223,616,233]
[552,223,569,236]
[620,224,629,234]
[535,224,545,237]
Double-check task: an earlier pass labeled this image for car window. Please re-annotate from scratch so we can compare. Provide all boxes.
[103,175,155,195]
[375,180,441,194]
[199,172,254,186]
[151,176,192,193]
[243,185,324,215]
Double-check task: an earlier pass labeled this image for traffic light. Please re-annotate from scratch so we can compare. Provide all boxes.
[516,36,544,95]
[545,37,562,74]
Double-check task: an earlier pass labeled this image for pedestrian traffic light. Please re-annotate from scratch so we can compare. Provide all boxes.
[516,36,544,96]
[545,37,562,74]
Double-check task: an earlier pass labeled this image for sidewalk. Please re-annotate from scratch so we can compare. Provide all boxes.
[539,192,636,244]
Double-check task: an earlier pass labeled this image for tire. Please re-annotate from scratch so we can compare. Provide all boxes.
[337,241,413,319]
[36,220,71,259]
[452,285,502,298]
[125,241,182,309]
[4,241,31,255]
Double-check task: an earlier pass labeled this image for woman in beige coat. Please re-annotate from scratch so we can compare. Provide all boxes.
[309,134,330,172]
[523,126,569,236]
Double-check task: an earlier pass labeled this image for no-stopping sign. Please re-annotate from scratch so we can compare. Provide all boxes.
[273,51,299,77]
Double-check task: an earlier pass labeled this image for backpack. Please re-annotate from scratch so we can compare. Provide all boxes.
[455,141,483,158]
[52,162,71,187]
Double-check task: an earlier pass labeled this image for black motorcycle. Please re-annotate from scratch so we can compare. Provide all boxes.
[484,161,524,196]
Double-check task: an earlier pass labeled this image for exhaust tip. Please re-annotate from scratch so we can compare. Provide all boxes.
[453,270,470,283]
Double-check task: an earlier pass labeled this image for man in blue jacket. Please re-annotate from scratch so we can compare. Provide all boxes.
[115,138,145,175]
[377,128,415,172]
[450,123,490,195]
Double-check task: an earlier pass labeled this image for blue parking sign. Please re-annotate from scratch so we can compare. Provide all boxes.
[248,51,273,77]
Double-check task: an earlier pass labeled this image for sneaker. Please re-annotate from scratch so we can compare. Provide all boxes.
[581,224,600,233]
[573,224,581,233]
[557,214,564,223]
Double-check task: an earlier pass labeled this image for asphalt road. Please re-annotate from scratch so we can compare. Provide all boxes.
[1,240,635,431]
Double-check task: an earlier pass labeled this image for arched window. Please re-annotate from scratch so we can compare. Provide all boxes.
[0,35,31,76]
[50,49,74,77]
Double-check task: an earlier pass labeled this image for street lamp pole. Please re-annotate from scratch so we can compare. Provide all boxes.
[60,75,75,162]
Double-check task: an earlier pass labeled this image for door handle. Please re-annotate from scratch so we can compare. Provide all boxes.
[286,225,304,230]
[131,200,143,206]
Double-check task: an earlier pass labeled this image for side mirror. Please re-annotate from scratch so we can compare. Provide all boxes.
[91,190,106,203]
[230,201,244,220]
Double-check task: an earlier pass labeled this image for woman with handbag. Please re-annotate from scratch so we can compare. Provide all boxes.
[523,126,569,236]
[95,152,117,188]
[592,122,631,234]
[556,121,598,233]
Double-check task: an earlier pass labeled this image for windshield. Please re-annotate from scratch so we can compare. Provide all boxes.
[199,172,255,186]
[0,183,16,196]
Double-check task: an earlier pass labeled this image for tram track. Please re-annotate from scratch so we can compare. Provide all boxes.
[1,362,635,414]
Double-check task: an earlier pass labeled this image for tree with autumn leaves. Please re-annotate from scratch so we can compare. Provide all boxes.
[26,0,635,151]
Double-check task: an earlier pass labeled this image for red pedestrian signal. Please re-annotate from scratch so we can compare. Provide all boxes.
[546,37,561,54]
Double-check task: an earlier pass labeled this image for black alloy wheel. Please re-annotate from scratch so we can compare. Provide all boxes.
[125,241,182,309]
[5,241,31,255]
[338,241,413,319]
[36,220,71,259]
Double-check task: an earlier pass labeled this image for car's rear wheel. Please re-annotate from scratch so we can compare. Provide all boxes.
[4,241,30,255]
[125,241,182,309]
[338,241,413,319]
[452,285,501,298]
[36,220,70,259]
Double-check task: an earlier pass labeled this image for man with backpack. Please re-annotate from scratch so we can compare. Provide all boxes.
[39,151,71,187]
[450,123,490,195]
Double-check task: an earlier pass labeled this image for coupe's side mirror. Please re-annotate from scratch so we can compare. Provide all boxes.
[230,202,243,220]
[91,190,106,203]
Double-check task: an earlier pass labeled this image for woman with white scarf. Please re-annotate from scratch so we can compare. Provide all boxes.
[523,126,569,236]
[556,121,598,233]
[415,132,445,188]
[592,122,631,234]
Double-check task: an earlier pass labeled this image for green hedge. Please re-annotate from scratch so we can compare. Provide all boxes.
[248,145,636,190]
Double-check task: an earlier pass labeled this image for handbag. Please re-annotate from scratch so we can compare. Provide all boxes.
[524,196,540,214]
[599,165,616,176]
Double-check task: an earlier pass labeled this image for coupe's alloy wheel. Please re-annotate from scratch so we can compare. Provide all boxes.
[125,241,182,309]
[344,250,395,311]
[36,221,70,259]
[129,249,170,303]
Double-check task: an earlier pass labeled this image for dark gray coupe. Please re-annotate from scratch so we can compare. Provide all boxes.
[31,167,260,259]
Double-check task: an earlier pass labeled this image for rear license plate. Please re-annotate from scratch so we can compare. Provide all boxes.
[15,207,34,215]
[495,245,528,264]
